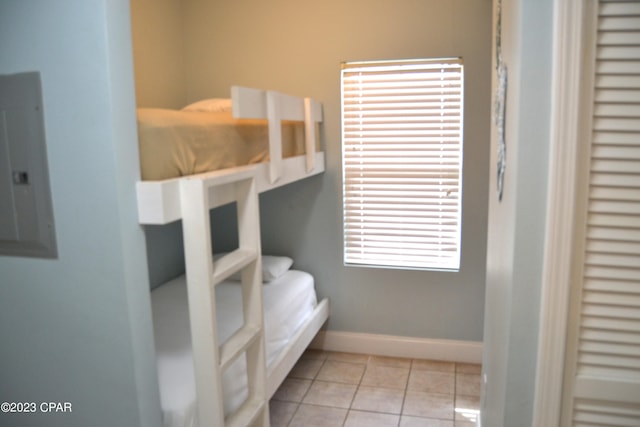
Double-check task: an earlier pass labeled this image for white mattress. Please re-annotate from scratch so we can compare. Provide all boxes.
[151,270,317,427]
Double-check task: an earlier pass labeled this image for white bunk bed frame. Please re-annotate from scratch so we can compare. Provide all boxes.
[136,87,329,427]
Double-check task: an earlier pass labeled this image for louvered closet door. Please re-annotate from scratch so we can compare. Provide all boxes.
[561,1,640,425]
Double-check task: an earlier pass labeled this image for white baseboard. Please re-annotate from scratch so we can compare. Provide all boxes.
[310,330,483,364]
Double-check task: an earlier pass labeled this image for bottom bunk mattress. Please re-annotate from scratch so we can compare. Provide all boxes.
[151,269,318,427]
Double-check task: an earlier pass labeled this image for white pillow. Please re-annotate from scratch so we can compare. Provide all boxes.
[213,253,293,283]
[182,98,232,113]
[261,255,294,282]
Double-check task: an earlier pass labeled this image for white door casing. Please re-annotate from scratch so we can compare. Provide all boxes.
[534,1,640,425]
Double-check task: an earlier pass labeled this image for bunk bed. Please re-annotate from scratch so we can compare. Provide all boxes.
[136,86,329,427]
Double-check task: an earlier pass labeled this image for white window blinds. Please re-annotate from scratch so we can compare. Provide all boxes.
[341,58,464,271]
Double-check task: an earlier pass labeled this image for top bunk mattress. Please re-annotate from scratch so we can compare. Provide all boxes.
[137,108,316,181]
[151,269,318,427]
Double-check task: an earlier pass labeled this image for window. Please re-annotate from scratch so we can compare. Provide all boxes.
[341,58,463,271]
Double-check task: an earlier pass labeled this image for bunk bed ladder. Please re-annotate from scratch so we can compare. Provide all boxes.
[180,167,269,427]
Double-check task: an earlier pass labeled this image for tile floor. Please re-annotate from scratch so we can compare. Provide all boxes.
[269,350,481,427]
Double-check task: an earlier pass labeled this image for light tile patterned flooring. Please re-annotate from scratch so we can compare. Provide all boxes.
[269,350,481,427]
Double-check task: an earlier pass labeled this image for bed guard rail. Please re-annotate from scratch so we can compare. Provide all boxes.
[231,86,323,184]
[136,86,324,225]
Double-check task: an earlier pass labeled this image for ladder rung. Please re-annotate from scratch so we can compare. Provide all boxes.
[219,323,262,371]
[226,396,266,427]
[212,248,257,285]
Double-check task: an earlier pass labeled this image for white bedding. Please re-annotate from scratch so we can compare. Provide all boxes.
[151,269,318,427]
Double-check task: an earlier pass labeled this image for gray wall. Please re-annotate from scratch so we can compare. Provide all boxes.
[130,0,187,109]
[0,1,160,426]
[188,0,492,342]
[481,0,553,426]
[132,0,493,342]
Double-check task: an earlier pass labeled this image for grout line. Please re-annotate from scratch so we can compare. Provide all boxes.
[454,361,458,422]
[284,352,327,427]
[342,352,366,427]
[399,359,417,425]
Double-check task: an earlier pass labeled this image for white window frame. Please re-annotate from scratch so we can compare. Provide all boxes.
[341,58,464,271]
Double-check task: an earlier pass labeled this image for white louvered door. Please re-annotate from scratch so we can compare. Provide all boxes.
[561,1,640,425]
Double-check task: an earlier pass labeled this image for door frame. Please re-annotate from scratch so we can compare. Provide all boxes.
[532,0,589,425]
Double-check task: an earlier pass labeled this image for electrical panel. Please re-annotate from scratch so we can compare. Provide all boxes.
[0,71,57,258]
